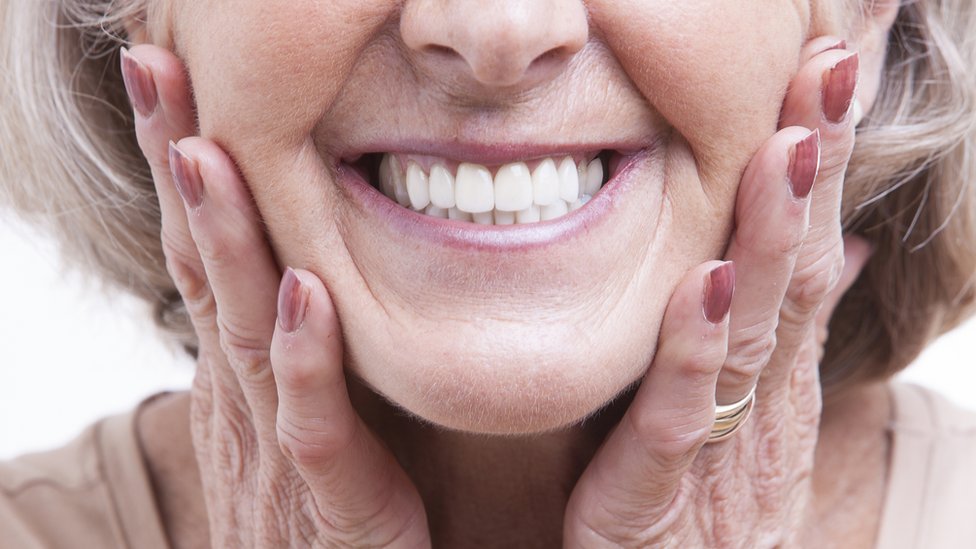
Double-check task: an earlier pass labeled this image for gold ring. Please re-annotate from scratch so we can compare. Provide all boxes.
[706,385,756,443]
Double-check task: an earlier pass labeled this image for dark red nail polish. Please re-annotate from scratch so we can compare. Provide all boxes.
[788,129,821,199]
[703,262,735,324]
[120,47,158,118]
[278,268,309,333]
[822,52,859,123]
[168,142,204,209]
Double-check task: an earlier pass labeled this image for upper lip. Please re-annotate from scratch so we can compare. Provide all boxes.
[337,139,649,168]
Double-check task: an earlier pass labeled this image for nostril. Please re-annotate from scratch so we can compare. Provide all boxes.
[425,44,459,58]
[527,46,570,74]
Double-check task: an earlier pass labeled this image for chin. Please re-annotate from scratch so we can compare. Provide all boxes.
[344,313,659,435]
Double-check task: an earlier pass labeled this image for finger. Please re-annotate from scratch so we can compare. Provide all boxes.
[780,49,858,258]
[121,47,230,428]
[714,127,819,404]
[169,137,283,446]
[814,234,873,349]
[121,46,199,282]
[564,261,732,546]
[121,45,197,173]
[798,35,848,66]
[271,269,430,547]
[763,49,859,394]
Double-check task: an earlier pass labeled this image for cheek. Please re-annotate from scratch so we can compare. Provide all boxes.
[592,0,804,182]
[175,0,397,254]
[178,0,391,147]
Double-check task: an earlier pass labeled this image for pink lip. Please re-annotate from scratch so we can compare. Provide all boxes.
[338,140,646,166]
[335,147,650,253]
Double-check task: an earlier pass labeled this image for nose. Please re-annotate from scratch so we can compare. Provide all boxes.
[400,0,588,90]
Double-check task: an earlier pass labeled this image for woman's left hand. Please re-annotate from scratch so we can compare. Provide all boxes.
[563,37,871,548]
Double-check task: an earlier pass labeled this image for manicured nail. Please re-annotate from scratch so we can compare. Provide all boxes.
[168,142,204,209]
[703,261,735,324]
[815,38,847,56]
[822,52,859,123]
[852,96,864,126]
[278,268,310,333]
[120,47,158,117]
[788,129,821,199]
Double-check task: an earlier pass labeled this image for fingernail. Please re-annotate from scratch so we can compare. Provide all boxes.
[278,268,310,333]
[120,47,158,118]
[168,141,204,209]
[703,261,735,324]
[822,52,859,123]
[814,38,847,57]
[852,96,865,126]
[788,129,821,199]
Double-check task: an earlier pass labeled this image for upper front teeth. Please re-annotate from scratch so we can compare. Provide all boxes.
[376,154,606,224]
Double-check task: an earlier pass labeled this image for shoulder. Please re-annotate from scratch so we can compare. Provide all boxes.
[876,382,976,549]
[0,405,169,549]
[888,381,976,435]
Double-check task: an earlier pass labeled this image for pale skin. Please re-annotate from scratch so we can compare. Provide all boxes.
[121,1,901,547]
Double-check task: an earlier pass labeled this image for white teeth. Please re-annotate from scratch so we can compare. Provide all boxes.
[494,210,515,225]
[406,161,430,210]
[448,207,473,222]
[389,156,411,207]
[455,163,495,213]
[429,164,456,209]
[375,153,608,225]
[570,194,592,211]
[494,162,534,212]
[473,211,494,225]
[540,200,569,221]
[584,158,604,196]
[516,204,541,223]
[425,204,448,219]
[558,156,580,203]
[532,158,560,206]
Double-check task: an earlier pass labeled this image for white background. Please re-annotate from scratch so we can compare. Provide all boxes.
[2,216,974,459]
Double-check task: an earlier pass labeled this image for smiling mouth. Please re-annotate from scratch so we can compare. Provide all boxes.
[346,151,619,225]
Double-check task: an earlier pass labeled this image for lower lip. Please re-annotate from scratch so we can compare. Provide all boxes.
[336,150,649,252]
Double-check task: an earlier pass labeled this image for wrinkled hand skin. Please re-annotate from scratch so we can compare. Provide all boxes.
[563,36,866,548]
[120,34,867,549]
[122,44,431,548]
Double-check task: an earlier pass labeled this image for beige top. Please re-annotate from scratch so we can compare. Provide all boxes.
[2,383,975,548]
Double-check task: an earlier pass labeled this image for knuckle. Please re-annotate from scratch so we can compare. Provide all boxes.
[218,323,272,384]
[163,253,215,321]
[273,357,320,393]
[734,216,803,260]
[628,410,710,465]
[194,230,238,269]
[276,413,357,467]
[217,316,269,359]
[727,325,778,379]
[677,345,727,381]
[784,246,845,320]
[774,230,805,258]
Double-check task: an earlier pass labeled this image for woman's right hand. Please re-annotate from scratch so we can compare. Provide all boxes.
[121,45,431,548]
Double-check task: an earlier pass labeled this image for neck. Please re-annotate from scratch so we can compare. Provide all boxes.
[137,380,890,549]
[347,378,634,547]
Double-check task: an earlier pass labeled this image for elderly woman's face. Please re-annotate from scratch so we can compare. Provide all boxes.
[165,0,844,433]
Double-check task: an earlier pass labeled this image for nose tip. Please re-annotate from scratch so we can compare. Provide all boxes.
[401,0,588,89]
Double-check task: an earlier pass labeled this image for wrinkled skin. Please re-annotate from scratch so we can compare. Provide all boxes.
[122,0,898,546]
